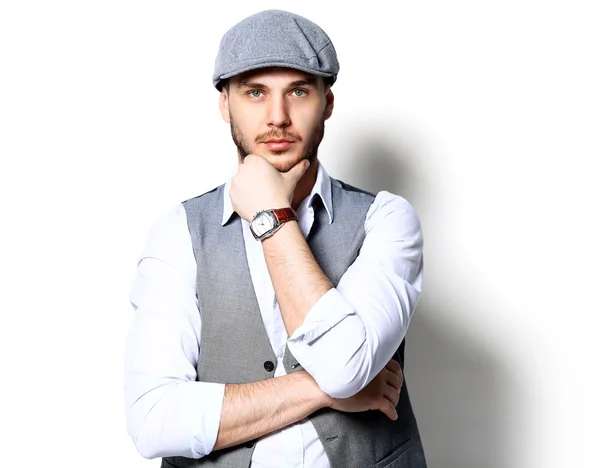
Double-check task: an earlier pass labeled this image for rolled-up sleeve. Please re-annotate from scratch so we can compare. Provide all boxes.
[124,204,224,459]
[287,192,424,398]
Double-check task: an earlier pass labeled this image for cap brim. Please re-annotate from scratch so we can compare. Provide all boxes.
[215,61,336,90]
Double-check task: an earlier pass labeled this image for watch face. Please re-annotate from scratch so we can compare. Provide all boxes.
[252,212,275,237]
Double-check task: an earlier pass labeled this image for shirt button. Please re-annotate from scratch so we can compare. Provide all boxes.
[264,361,275,372]
[245,440,255,448]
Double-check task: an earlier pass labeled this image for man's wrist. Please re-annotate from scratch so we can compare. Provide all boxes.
[296,371,333,409]
[250,207,298,241]
[261,218,299,245]
[252,199,291,214]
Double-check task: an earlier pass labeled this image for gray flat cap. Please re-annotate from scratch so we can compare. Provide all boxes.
[213,9,339,90]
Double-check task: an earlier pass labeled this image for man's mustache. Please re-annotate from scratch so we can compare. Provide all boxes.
[256,131,303,143]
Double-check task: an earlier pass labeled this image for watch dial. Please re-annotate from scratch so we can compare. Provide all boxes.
[254,212,275,236]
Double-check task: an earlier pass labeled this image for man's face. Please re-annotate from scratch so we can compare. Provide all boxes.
[219,67,334,173]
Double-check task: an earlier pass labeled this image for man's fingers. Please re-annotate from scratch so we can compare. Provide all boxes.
[386,369,403,392]
[383,381,400,407]
[385,360,403,385]
[242,153,270,167]
[379,398,398,421]
[385,359,401,374]
[241,153,257,164]
[282,159,310,182]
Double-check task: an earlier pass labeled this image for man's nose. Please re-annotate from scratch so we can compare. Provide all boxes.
[267,96,291,128]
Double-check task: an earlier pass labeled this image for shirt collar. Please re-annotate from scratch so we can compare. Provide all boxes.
[221,161,333,226]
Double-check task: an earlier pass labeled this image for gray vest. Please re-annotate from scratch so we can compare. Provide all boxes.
[162,180,426,468]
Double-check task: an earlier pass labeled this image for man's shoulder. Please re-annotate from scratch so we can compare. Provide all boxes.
[180,184,228,231]
[182,184,226,207]
[329,178,418,225]
[330,178,412,208]
[330,178,376,199]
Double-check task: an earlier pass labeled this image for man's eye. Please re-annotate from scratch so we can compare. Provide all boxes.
[292,89,307,97]
[249,90,263,98]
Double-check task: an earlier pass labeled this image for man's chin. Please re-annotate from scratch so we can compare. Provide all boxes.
[259,152,306,173]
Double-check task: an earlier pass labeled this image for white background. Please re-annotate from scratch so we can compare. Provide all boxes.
[1,1,598,467]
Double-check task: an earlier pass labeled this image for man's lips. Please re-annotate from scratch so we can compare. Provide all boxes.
[263,140,295,151]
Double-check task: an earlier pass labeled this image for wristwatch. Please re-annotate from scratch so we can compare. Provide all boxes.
[250,207,298,241]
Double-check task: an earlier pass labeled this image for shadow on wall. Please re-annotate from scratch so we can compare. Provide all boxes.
[338,133,512,468]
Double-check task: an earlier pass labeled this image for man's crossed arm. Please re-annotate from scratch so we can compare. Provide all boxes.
[214,360,403,450]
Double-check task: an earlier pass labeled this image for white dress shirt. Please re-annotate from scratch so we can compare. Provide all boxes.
[125,163,424,467]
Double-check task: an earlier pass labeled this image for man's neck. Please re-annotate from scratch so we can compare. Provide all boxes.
[291,159,319,210]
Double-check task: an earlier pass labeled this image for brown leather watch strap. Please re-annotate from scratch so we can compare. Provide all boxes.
[272,207,298,224]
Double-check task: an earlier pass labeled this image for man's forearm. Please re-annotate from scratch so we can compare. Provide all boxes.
[214,370,330,450]
[262,221,332,336]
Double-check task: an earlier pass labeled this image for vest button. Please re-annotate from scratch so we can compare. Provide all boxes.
[263,361,275,372]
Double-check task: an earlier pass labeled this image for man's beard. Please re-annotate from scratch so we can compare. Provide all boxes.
[230,115,325,173]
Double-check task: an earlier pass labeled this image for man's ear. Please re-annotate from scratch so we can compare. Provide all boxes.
[219,89,231,123]
[324,88,334,121]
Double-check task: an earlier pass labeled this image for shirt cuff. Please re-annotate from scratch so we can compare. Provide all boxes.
[190,382,226,458]
[288,288,355,344]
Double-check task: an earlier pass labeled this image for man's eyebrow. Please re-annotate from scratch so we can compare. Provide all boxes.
[238,81,268,89]
[289,78,319,88]
[236,77,319,90]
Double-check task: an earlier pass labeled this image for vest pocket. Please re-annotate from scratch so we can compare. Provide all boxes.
[375,438,412,468]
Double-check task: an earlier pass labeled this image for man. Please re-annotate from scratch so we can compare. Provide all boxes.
[125,9,427,468]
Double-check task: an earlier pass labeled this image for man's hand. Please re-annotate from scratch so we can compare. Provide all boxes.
[229,154,310,222]
[328,359,404,421]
